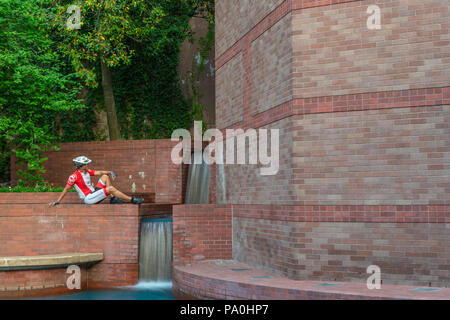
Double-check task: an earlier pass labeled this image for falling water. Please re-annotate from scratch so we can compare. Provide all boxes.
[139,218,173,282]
[185,152,210,204]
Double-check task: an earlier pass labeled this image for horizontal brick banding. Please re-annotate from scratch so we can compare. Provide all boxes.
[233,216,450,286]
[215,0,361,71]
[172,204,232,266]
[172,204,449,287]
[221,87,450,131]
[213,0,450,293]
[232,204,450,223]
[295,88,450,115]
[216,0,450,130]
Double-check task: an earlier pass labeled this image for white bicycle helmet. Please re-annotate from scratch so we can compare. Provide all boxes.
[73,156,92,169]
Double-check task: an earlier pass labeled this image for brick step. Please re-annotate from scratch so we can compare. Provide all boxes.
[173,260,450,300]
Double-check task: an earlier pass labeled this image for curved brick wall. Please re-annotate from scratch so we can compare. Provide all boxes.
[212,0,450,289]
[232,205,450,287]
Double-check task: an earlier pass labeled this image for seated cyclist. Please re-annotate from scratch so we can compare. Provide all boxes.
[49,156,144,206]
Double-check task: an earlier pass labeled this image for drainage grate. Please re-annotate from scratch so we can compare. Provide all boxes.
[413,288,441,292]
[251,275,273,279]
[315,283,342,287]
[231,268,252,272]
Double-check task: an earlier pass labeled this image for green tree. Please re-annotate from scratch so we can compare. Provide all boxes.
[49,0,214,140]
[0,0,84,186]
[111,0,214,139]
[49,0,170,140]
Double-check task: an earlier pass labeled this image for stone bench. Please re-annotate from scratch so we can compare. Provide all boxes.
[0,253,104,271]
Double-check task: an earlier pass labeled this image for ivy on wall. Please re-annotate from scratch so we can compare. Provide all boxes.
[189,20,214,133]
[113,37,191,140]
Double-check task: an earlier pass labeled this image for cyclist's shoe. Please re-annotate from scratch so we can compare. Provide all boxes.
[110,196,124,204]
[131,197,144,205]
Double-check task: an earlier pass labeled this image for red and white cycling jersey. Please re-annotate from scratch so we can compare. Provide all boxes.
[67,169,96,199]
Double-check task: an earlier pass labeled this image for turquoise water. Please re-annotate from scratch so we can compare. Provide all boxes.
[36,282,176,300]
[33,218,176,300]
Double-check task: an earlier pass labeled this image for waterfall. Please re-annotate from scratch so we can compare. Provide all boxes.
[185,152,210,204]
[139,218,173,282]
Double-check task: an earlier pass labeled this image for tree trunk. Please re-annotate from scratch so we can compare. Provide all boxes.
[101,60,121,140]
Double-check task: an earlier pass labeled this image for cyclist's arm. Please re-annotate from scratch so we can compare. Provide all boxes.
[93,170,112,176]
[49,184,71,206]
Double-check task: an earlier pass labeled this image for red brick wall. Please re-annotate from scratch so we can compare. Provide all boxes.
[292,0,450,99]
[215,0,284,58]
[0,267,88,298]
[172,203,450,287]
[217,117,295,205]
[251,13,292,115]
[11,139,182,204]
[232,205,450,287]
[216,52,243,129]
[292,105,450,206]
[213,0,450,288]
[172,204,232,266]
[0,199,140,291]
[0,192,81,204]
[209,163,216,204]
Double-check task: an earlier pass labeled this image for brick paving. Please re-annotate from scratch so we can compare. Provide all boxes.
[173,260,450,300]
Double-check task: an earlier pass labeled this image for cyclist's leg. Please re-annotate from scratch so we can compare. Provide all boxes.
[84,188,108,205]
[105,186,132,202]
[96,174,111,189]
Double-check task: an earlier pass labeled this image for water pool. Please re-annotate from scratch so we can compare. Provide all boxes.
[34,281,176,300]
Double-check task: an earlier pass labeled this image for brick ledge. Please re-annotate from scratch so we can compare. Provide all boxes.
[0,253,103,271]
[173,260,450,300]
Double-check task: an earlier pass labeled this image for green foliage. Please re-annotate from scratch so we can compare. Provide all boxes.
[114,45,191,139]
[0,137,9,182]
[48,0,215,140]
[0,0,84,186]
[113,0,197,139]
[189,19,214,133]
[49,0,167,88]
[112,0,215,139]
[0,0,215,185]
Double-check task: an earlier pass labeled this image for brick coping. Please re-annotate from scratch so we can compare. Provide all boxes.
[176,204,450,223]
[173,260,450,300]
[231,204,450,223]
